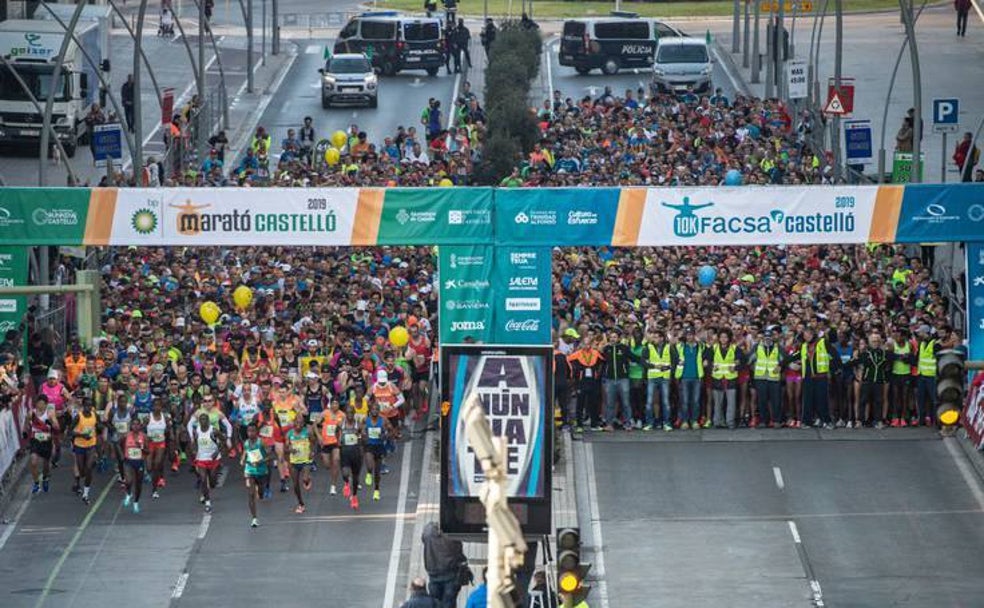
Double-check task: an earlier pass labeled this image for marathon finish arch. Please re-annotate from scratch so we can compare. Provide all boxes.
[0,183,982,246]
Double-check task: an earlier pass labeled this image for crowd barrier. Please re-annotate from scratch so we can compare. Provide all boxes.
[964,373,984,450]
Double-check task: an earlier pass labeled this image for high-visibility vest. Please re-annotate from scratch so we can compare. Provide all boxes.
[892,342,911,375]
[918,340,937,377]
[754,343,781,381]
[676,343,704,379]
[800,339,830,375]
[711,345,738,380]
[628,339,645,380]
[647,343,672,380]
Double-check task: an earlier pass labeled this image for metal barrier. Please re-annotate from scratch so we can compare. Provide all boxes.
[32,296,71,356]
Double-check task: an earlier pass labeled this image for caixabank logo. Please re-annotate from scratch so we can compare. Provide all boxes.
[661,196,855,238]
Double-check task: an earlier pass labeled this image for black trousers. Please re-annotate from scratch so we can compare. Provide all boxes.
[576,380,601,427]
[958,9,969,35]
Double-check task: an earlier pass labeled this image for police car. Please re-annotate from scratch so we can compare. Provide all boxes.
[559,15,684,75]
[333,11,445,76]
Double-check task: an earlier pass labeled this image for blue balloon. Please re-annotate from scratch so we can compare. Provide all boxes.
[698,265,717,286]
[724,169,743,186]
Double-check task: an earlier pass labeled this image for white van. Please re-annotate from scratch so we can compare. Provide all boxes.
[651,37,713,95]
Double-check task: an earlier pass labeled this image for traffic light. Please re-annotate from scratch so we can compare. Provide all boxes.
[937,349,965,431]
[556,528,591,604]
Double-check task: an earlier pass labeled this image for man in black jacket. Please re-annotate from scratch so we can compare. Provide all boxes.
[422,522,465,607]
[454,19,472,69]
[601,330,643,431]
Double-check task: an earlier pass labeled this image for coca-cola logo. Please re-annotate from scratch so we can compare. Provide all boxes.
[505,319,540,332]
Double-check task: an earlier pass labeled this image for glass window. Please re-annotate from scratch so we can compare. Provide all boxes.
[594,21,649,40]
[657,44,709,64]
[404,21,440,41]
[0,65,70,102]
[360,20,396,40]
[339,21,358,39]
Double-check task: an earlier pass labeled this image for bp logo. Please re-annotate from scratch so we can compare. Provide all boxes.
[131,208,158,235]
[395,208,410,225]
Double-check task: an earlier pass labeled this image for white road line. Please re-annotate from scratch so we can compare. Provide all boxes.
[773,466,785,491]
[811,579,825,607]
[944,437,984,511]
[787,520,801,544]
[381,441,414,608]
[584,443,611,608]
[197,513,211,539]
[171,572,190,599]
[0,489,32,552]
[446,72,461,130]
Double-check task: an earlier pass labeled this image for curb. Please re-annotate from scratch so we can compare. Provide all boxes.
[956,429,984,483]
[0,454,29,519]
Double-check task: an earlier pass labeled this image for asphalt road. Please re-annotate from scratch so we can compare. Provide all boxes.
[0,436,423,608]
[581,431,984,608]
[247,39,462,164]
[542,28,740,107]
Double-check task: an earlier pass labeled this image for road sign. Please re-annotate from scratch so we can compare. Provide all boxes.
[826,78,855,115]
[162,87,175,126]
[91,123,123,168]
[933,97,959,134]
[844,119,873,165]
[760,0,814,12]
[824,92,846,115]
[787,60,807,100]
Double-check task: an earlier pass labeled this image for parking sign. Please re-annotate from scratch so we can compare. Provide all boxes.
[933,98,959,133]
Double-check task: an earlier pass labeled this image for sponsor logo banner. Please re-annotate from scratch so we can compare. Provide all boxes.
[0,188,90,244]
[493,247,552,344]
[496,189,621,246]
[439,245,494,343]
[968,243,984,365]
[895,185,984,243]
[377,188,493,245]
[0,247,27,358]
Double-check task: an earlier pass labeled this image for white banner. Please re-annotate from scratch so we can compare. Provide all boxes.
[636,186,879,246]
[0,408,20,479]
[111,188,365,246]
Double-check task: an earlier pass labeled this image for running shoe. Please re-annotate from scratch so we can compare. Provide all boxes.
[295,504,306,514]
[900,418,908,427]
[574,426,584,434]
[82,495,90,506]
[642,424,653,431]
[152,490,160,500]
[204,501,212,514]
[662,423,672,432]
[702,419,712,429]
[749,417,759,429]
[250,518,259,528]
[343,482,351,498]
[279,479,289,493]
[350,495,359,510]
[123,494,132,508]
[262,487,272,500]
[365,472,373,487]
[330,484,337,496]
[890,418,900,428]
[132,502,140,514]
[373,489,380,501]
[42,478,49,493]
[924,416,933,427]
[31,482,40,495]
[199,494,206,504]
[381,464,391,475]
[875,420,886,429]
[836,419,847,428]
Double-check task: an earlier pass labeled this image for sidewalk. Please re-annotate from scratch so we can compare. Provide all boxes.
[402,429,578,607]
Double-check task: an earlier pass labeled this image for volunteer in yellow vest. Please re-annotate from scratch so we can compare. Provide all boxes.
[749,329,782,427]
[704,330,743,429]
[675,327,705,429]
[644,331,678,432]
[568,336,604,431]
[914,324,939,426]
[798,326,832,428]
[70,398,100,505]
[888,328,915,427]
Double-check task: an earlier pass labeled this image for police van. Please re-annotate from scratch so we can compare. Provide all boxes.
[333,12,444,76]
[559,15,684,75]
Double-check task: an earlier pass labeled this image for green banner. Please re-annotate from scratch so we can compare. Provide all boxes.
[377,188,493,245]
[0,188,90,245]
[0,247,28,356]
[492,247,552,344]
[438,245,494,343]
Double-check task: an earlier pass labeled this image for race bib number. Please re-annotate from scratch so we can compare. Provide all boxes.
[368,427,382,440]
[149,431,165,442]
[127,447,143,459]
[259,425,274,438]
[277,411,292,425]
[33,431,50,442]
[342,432,358,446]
[115,421,129,434]
[247,449,263,464]
[585,368,593,378]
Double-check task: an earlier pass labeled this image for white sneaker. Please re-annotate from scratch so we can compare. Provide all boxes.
[329,485,337,496]
[250,518,259,528]
[836,419,846,428]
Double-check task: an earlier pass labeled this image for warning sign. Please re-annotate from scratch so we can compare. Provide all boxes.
[826,78,855,115]
[824,92,846,115]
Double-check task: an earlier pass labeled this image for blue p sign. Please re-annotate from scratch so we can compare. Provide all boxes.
[933,98,959,125]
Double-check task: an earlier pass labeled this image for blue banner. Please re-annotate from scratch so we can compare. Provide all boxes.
[894,184,984,243]
[495,188,622,246]
[492,247,552,344]
[968,243,984,363]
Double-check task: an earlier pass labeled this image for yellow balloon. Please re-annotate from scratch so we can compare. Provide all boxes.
[233,285,253,310]
[389,326,409,348]
[199,301,221,325]
[324,147,341,166]
[331,130,348,149]
[438,178,454,187]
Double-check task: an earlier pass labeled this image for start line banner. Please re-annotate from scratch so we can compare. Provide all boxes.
[0,184,983,246]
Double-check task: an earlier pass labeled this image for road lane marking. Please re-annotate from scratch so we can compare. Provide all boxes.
[0,487,33,552]
[605,508,984,522]
[33,480,115,608]
[944,436,984,511]
[811,580,825,607]
[773,466,785,490]
[381,445,413,608]
[584,443,611,608]
[197,513,211,539]
[171,572,190,599]
[787,520,801,543]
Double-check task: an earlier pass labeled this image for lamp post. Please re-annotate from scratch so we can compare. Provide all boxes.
[900,0,923,183]
[38,0,85,187]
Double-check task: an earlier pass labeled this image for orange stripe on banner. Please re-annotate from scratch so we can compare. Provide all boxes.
[352,188,385,245]
[868,186,903,243]
[84,188,117,245]
[611,188,647,246]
